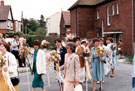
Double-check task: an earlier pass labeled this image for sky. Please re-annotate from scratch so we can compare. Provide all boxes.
[5,0,77,20]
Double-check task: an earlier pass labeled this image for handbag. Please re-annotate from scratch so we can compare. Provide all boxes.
[74,84,83,91]
[11,77,20,86]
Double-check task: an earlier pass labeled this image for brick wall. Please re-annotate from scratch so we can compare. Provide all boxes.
[60,14,65,37]
[134,0,135,43]
[13,21,16,33]
[70,7,97,38]
[0,29,7,33]
[94,0,133,55]
[77,7,96,38]
[70,9,76,34]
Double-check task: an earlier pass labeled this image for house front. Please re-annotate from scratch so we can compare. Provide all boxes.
[60,11,71,37]
[0,0,14,33]
[69,0,135,55]
[46,12,61,36]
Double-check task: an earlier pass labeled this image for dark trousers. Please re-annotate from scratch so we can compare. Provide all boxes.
[132,77,135,89]
[12,50,22,67]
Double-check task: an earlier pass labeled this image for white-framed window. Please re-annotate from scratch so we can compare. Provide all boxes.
[10,22,13,28]
[107,6,111,26]
[112,4,115,16]
[97,9,100,19]
[102,20,104,37]
[7,21,10,27]
[116,3,119,15]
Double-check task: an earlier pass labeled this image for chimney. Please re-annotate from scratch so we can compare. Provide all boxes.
[0,0,4,6]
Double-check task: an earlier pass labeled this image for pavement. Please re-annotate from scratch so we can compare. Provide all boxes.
[18,58,133,91]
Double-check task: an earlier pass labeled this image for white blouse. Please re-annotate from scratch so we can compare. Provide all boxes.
[4,52,18,78]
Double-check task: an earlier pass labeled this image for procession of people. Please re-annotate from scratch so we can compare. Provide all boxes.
[0,33,122,91]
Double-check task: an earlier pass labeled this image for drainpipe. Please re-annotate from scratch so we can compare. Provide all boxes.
[132,0,134,56]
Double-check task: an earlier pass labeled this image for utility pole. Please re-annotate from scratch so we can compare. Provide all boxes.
[21,11,24,34]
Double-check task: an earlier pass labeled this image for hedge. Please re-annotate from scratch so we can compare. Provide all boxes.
[26,34,36,47]
[26,34,60,47]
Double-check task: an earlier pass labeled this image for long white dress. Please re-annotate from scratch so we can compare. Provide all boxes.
[104,44,112,75]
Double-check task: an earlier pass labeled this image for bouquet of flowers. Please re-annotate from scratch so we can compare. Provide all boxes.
[41,40,50,49]
[19,47,31,59]
[83,47,91,57]
[49,50,61,74]
[96,47,106,57]
[49,50,61,62]
[0,54,6,67]
[65,33,74,42]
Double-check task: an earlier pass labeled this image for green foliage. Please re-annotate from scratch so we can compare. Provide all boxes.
[14,32,24,36]
[125,55,133,63]
[28,30,35,35]
[27,18,40,32]
[22,16,47,35]
[26,34,36,47]
[35,28,46,36]
[39,15,46,28]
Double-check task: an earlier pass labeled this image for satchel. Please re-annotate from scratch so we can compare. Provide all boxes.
[11,77,20,86]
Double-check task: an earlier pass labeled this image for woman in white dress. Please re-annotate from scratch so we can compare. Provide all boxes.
[0,42,18,91]
[105,38,113,76]
[106,37,118,77]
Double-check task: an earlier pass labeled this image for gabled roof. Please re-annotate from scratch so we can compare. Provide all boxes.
[0,5,14,21]
[62,11,70,26]
[69,0,111,10]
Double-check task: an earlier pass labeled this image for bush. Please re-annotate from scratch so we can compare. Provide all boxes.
[14,32,24,36]
[26,34,60,48]
[125,55,133,63]
[35,28,46,36]
[26,34,36,47]
[44,35,60,47]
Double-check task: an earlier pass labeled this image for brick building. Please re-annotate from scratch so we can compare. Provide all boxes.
[60,11,71,37]
[13,20,22,33]
[69,0,135,55]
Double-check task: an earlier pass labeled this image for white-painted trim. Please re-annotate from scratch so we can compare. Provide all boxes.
[102,20,104,37]
[104,31,123,34]
[107,6,111,26]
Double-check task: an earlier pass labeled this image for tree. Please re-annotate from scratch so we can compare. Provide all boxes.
[39,15,46,28]
[27,18,40,32]
[22,18,28,34]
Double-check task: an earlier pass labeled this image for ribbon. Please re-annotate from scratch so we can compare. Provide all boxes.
[2,68,15,91]
[26,65,31,91]
[56,60,60,75]
[85,57,92,91]
[85,58,92,81]
[25,55,33,75]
